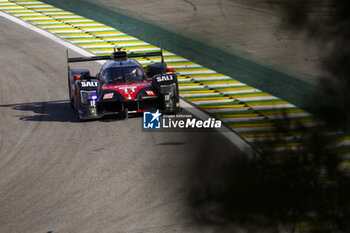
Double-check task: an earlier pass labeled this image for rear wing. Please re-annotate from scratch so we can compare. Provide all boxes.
[67,47,164,63]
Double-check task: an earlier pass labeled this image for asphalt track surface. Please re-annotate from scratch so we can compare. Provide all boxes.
[0,16,238,232]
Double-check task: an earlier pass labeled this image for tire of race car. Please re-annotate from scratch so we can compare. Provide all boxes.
[77,107,85,122]
[70,98,74,109]
[68,77,74,108]
[124,108,128,120]
[76,105,82,120]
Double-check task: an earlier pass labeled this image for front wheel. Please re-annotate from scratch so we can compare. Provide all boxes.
[68,78,74,108]
[76,106,85,121]
[121,108,128,120]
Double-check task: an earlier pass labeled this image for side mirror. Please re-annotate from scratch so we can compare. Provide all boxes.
[146,63,167,77]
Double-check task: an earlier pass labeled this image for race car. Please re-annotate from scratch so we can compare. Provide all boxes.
[67,48,181,120]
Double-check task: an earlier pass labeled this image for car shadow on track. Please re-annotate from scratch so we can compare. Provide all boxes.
[0,100,80,122]
[0,100,134,122]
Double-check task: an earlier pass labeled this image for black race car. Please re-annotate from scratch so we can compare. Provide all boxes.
[67,48,181,120]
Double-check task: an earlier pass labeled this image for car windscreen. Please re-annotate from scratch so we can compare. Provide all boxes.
[102,67,143,84]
